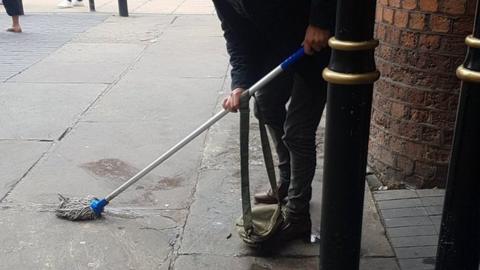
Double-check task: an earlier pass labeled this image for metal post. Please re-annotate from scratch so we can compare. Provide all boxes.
[18,0,24,15]
[89,0,95,12]
[118,0,128,17]
[435,1,480,269]
[319,0,379,269]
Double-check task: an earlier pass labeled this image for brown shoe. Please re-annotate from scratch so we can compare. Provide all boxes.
[254,182,288,204]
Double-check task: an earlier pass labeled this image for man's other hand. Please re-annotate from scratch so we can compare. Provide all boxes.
[303,25,330,55]
[222,88,244,112]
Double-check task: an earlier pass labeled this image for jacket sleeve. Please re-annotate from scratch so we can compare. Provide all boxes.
[309,0,336,31]
[214,3,260,90]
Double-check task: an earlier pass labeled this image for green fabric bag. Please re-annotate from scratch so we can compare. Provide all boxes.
[235,97,284,247]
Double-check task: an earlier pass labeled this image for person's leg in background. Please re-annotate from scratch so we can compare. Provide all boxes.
[57,0,83,8]
[3,0,22,33]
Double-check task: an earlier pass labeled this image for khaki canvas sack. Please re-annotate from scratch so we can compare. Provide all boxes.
[235,98,284,247]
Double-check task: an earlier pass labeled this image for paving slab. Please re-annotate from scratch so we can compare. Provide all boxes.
[6,121,207,209]
[0,82,106,140]
[10,43,145,83]
[134,0,184,14]
[398,258,436,270]
[380,207,428,219]
[173,255,319,270]
[0,141,51,199]
[390,235,438,248]
[72,15,174,44]
[179,91,394,260]
[387,225,437,238]
[374,189,418,201]
[128,38,228,80]
[83,78,224,122]
[377,198,423,210]
[173,255,399,270]
[395,246,437,259]
[0,14,108,81]
[0,207,179,270]
[384,216,433,228]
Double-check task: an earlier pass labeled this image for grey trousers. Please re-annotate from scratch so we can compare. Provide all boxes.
[254,50,329,219]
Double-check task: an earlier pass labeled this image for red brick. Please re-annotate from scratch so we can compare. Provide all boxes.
[452,16,475,36]
[425,92,456,110]
[409,12,426,30]
[397,121,423,140]
[403,0,418,9]
[441,0,466,15]
[430,110,457,127]
[385,26,401,44]
[389,0,401,8]
[395,155,415,175]
[442,128,454,144]
[404,51,452,73]
[404,141,425,159]
[430,15,451,33]
[389,136,405,153]
[424,146,450,163]
[410,109,430,122]
[373,110,392,129]
[440,36,468,55]
[383,8,394,24]
[375,24,386,40]
[415,161,436,178]
[379,0,389,6]
[376,5,383,23]
[419,34,441,50]
[375,93,394,114]
[419,0,438,11]
[394,10,409,28]
[400,31,418,48]
[379,147,396,165]
[422,125,442,143]
[391,102,406,118]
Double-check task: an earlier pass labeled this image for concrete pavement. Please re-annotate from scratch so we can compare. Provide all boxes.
[1,2,399,269]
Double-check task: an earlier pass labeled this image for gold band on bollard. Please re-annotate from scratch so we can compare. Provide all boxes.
[328,37,379,51]
[322,68,380,85]
[465,35,480,49]
[456,65,480,83]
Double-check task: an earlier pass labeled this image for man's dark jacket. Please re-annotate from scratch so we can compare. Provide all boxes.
[213,0,336,90]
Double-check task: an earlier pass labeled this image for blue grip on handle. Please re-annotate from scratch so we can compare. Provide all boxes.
[280,47,305,70]
[90,198,109,216]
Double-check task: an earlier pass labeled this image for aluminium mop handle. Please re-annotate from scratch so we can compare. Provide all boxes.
[104,47,305,202]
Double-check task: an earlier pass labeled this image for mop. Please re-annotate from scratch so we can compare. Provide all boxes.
[55,48,305,221]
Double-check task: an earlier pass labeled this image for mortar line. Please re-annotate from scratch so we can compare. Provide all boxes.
[0,142,55,203]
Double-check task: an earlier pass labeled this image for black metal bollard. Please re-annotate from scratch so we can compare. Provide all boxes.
[118,0,128,17]
[435,1,480,269]
[319,0,379,269]
[89,0,95,12]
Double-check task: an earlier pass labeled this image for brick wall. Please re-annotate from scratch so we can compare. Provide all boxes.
[369,0,475,188]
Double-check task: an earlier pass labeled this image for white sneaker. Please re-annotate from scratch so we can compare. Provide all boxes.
[57,0,73,8]
[72,0,84,7]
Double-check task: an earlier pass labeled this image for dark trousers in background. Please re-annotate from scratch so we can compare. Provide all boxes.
[3,0,22,16]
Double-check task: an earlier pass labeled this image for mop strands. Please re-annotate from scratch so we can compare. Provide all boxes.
[55,194,108,221]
